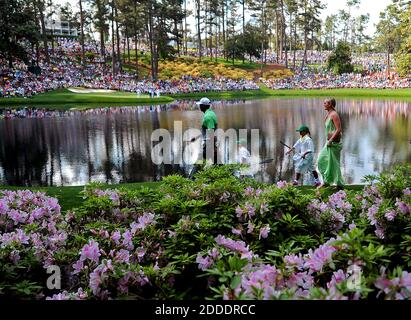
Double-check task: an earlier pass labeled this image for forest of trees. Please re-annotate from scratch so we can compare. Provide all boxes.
[0,0,410,78]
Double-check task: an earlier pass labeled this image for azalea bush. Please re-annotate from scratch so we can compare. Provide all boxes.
[0,190,67,298]
[158,58,253,80]
[0,164,410,300]
[262,69,294,80]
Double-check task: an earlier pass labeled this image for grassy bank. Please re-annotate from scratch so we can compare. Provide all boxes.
[172,85,411,101]
[0,88,174,109]
[259,85,411,99]
[0,182,161,211]
[0,182,363,211]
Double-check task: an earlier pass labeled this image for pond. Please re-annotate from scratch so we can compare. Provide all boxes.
[0,98,410,186]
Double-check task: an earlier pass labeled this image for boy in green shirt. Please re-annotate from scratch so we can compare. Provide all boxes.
[196,97,218,163]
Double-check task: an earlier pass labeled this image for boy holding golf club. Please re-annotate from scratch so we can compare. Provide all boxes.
[286,125,321,186]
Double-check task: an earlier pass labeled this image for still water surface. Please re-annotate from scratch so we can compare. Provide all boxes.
[0,98,410,186]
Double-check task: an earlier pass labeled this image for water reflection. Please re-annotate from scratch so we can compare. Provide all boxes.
[0,98,409,186]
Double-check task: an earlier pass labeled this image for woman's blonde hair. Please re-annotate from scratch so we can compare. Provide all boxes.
[325,98,336,108]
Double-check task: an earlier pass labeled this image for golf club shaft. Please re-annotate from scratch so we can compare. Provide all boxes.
[280,141,293,149]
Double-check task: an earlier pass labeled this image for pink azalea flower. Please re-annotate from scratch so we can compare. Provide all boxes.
[196,254,213,271]
[136,247,146,261]
[235,207,244,218]
[384,210,397,221]
[260,203,269,214]
[259,225,270,239]
[111,231,121,244]
[115,249,131,264]
[284,253,305,270]
[80,239,101,264]
[396,200,410,214]
[215,235,253,260]
[231,228,242,235]
[10,250,20,264]
[375,227,385,239]
[276,181,288,189]
[46,292,70,300]
[167,230,177,238]
[89,270,102,295]
[72,260,84,274]
[305,244,336,272]
[244,187,254,196]
[245,203,256,218]
[208,248,220,260]
[122,230,134,250]
[247,222,254,234]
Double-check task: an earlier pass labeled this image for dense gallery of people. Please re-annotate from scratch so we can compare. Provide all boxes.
[0,38,410,100]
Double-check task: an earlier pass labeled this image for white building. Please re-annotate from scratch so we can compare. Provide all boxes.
[45,20,78,37]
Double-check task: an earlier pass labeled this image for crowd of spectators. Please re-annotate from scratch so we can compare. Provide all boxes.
[263,69,410,90]
[0,38,259,99]
[1,39,409,101]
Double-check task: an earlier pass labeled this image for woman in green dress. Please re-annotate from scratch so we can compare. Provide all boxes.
[317,98,345,189]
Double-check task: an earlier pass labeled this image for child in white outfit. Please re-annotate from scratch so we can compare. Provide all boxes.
[286,125,320,186]
[235,139,253,178]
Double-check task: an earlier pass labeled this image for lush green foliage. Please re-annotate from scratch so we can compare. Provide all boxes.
[327,42,354,75]
[0,164,410,300]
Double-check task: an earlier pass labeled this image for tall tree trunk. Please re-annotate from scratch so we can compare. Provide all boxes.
[196,0,202,59]
[302,1,308,68]
[275,10,279,64]
[242,0,245,63]
[281,0,287,68]
[217,15,220,62]
[115,3,121,71]
[100,30,106,68]
[79,0,86,64]
[36,42,40,66]
[174,19,180,56]
[387,46,391,79]
[50,26,55,55]
[205,1,208,58]
[126,34,131,63]
[79,0,85,64]
[111,2,116,75]
[209,14,213,61]
[289,11,293,68]
[293,14,296,69]
[96,0,106,69]
[148,5,157,81]
[222,1,226,60]
[184,0,188,55]
[134,33,139,75]
[133,0,138,75]
[36,0,50,63]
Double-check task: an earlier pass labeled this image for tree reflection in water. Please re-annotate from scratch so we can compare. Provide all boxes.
[0,98,409,186]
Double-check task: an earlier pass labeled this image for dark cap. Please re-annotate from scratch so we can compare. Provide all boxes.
[296,125,310,132]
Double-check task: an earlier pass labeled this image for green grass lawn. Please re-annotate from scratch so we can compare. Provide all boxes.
[258,85,411,99]
[171,85,411,101]
[2,86,411,111]
[0,88,174,109]
[0,182,161,211]
[0,182,364,212]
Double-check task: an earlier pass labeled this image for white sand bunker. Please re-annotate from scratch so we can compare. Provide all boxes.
[68,87,116,94]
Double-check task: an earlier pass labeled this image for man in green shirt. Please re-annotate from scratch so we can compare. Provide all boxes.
[196,97,218,163]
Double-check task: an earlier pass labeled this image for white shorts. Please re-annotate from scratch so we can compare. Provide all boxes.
[294,155,315,174]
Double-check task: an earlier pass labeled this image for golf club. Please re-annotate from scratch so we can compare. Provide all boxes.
[280,140,293,149]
